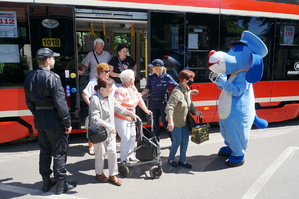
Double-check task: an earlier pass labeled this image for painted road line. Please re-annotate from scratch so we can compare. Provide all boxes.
[242,146,299,199]
[0,183,85,199]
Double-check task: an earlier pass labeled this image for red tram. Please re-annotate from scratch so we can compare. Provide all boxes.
[0,0,298,143]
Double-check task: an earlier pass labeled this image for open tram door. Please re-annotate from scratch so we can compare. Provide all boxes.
[28,5,81,130]
[75,8,148,127]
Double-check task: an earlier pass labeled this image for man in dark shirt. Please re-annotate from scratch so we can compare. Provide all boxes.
[24,48,77,195]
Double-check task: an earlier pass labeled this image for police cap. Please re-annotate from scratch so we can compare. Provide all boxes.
[36,48,60,60]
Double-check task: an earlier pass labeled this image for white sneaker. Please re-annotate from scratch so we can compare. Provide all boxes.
[89,147,95,155]
[129,156,137,161]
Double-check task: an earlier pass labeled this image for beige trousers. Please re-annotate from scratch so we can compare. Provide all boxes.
[94,133,118,176]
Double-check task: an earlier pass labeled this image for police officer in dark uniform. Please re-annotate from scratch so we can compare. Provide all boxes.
[141,59,178,141]
[24,48,77,194]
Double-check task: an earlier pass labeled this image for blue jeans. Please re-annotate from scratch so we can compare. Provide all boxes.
[168,125,189,162]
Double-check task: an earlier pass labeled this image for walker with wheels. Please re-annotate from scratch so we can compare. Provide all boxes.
[118,115,163,179]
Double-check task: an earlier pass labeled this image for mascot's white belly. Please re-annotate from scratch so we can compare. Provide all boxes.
[218,75,255,120]
[218,75,235,120]
[218,90,232,119]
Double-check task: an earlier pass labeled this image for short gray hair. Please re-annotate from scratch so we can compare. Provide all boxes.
[94,38,105,46]
[120,69,135,83]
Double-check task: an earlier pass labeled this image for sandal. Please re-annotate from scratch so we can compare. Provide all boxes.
[109,176,122,186]
[96,174,108,183]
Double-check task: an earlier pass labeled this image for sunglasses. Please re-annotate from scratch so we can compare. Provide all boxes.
[103,70,110,73]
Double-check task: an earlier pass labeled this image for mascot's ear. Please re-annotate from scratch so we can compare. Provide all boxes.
[246,53,264,83]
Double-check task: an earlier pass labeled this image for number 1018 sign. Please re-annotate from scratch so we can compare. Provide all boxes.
[42,38,61,47]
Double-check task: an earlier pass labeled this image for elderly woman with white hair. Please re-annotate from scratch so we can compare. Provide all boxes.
[114,69,152,163]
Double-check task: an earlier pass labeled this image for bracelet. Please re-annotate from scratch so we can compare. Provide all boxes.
[108,125,113,130]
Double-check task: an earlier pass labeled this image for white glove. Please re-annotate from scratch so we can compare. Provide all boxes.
[215,73,227,87]
[209,72,218,83]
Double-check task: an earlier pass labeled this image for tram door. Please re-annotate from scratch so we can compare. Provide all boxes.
[28,5,80,129]
[76,9,148,126]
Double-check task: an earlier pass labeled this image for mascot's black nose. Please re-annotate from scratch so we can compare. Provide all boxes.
[208,50,216,57]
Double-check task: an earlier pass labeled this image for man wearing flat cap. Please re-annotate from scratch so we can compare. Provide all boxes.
[24,48,77,194]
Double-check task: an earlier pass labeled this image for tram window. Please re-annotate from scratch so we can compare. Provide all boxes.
[219,15,274,81]
[0,3,31,87]
[273,21,299,80]
[150,12,184,62]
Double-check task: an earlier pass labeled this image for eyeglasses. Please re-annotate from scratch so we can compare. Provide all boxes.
[103,70,110,73]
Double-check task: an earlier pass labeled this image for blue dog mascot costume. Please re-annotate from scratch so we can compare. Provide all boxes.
[208,31,268,167]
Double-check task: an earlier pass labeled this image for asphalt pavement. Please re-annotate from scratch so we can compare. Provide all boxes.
[0,118,299,199]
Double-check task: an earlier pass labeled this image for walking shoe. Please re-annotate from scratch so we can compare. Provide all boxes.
[108,176,122,186]
[96,174,108,183]
[42,176,56,192]
[56,179,77,195]
[129,156,137,162]
[178,161,192,169]
[168,159,178,167]
[89,147,95,155]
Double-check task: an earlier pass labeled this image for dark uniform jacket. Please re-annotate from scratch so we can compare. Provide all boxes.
[24,67,71,129]
[145,72,178,98]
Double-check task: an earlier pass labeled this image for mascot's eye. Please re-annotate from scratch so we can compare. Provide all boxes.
[231,47,235,51]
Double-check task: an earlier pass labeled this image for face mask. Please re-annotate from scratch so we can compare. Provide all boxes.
[187,79,194,86]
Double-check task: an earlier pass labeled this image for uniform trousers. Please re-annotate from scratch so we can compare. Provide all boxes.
[115,117,136,162]
[37,128,68,180]
[150,100,169,140]
[94,133,118,176]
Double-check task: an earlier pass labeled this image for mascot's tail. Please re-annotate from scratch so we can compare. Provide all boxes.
[254,115,268,129]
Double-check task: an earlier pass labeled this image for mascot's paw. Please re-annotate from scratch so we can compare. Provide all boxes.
[209,72,218,83]
[226,156,245,167]
[215,73,227,87]
[218,146,232,157]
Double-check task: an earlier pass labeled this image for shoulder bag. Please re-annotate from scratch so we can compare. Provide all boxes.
[87,99,108,143]
[88,126,108,144]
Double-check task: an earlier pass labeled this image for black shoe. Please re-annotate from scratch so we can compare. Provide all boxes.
[42,176,56,192]
[178,161,192,169]
[168,159,178,167]
[56,179,77,195]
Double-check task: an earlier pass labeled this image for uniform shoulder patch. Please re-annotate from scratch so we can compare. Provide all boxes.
[164,73,170,77]
[50,71,60,79]
[54,73,60,78]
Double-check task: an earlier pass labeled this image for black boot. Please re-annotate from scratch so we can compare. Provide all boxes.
[56,179,77,195]
[42,176,56,192]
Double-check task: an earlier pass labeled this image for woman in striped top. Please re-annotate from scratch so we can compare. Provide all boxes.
[114,69,152,163]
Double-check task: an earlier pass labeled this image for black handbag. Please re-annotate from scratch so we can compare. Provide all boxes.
[88,126,108,144]
[87,109,108,144]
[187,113,197,129]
